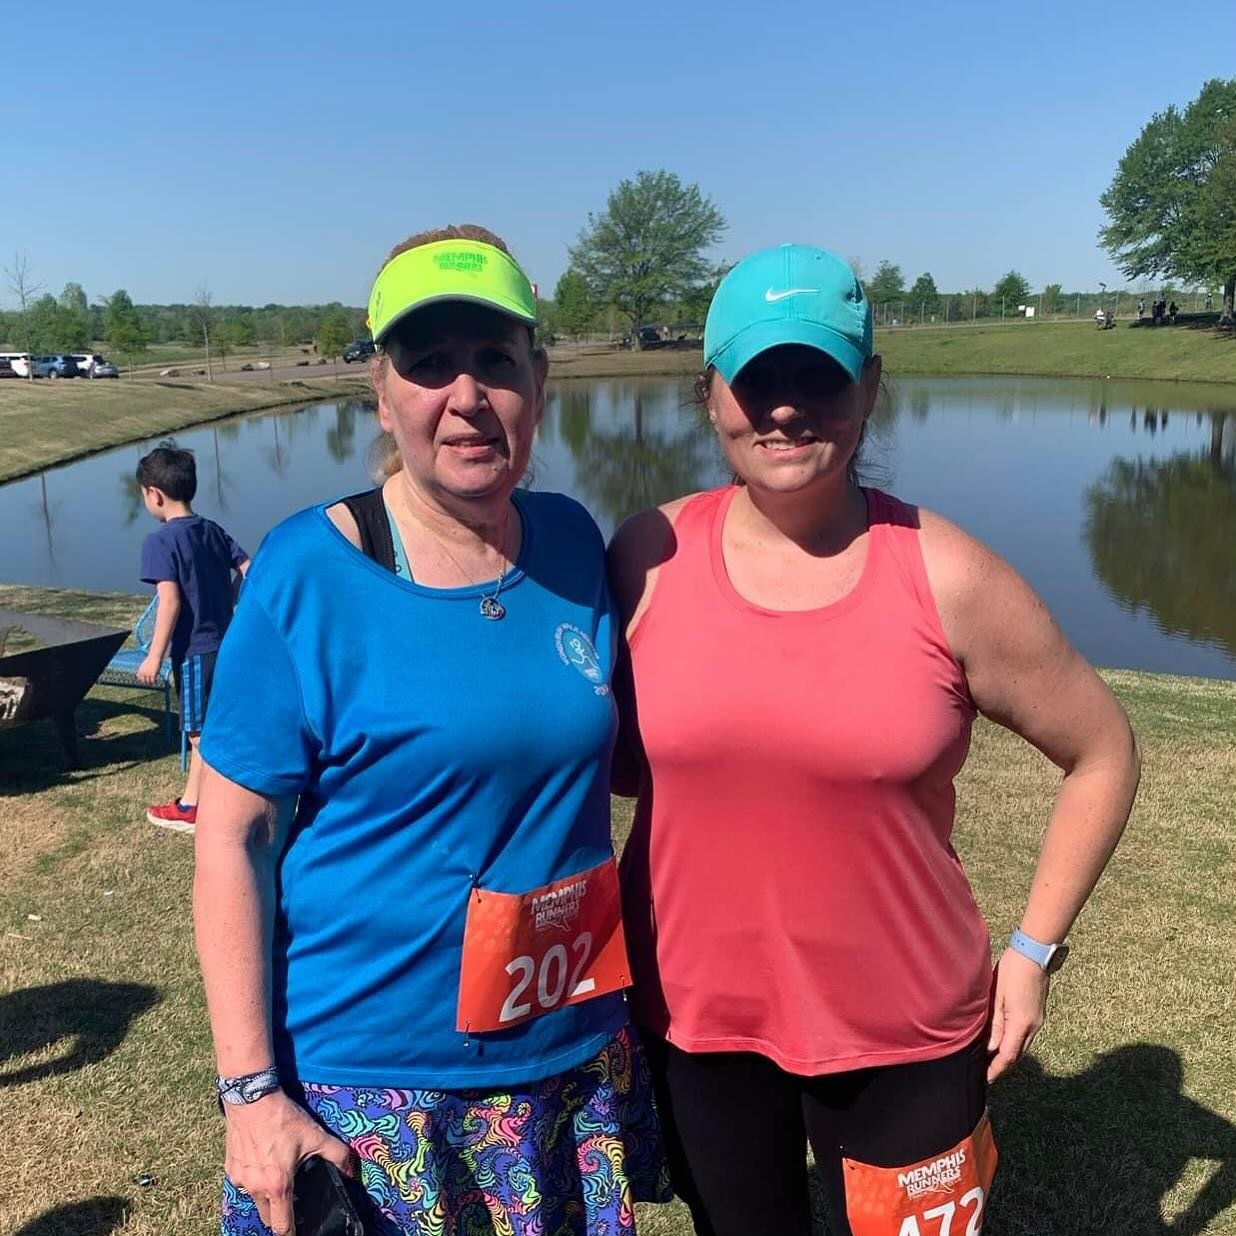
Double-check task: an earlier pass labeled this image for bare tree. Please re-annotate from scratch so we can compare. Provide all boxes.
[189,286,215,383]
[5,253,44,382]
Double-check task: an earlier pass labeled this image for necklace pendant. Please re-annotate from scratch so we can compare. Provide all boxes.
[479,597,506,621]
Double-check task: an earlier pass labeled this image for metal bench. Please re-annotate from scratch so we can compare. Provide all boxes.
[97,597,186,770]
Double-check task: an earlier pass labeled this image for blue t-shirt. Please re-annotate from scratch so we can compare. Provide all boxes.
[140,515,247,661]
[200,490,627,1089]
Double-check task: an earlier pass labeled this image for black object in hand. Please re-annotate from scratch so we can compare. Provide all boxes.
[293,1156,364,1236]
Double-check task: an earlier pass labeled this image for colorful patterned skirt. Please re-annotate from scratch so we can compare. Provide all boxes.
[221,1025,671,1236]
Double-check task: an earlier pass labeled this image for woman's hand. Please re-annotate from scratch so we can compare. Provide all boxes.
[224,1090,357,1236]
[986,949,1050,1083]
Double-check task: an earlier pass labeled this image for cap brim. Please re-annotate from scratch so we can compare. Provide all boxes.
[710,319,866,385]
[375,292,537,345]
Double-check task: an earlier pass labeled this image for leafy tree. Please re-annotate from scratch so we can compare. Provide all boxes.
[57,282,91,348]
[867,260,905,305]
[1042,282,1064,315]
[553,268,594,340]
[26,294,61,352]
[318,308,351,366]
[993,270,1031,310]
[1100,77,1236,322]
[908,272,940,317]
[677,263,729,329]
[569,169,725,346]
[213,321,237,370]
[229,313,257,349]
[105,289,147,375]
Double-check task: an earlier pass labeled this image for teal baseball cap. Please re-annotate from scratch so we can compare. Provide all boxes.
[704,244,873,384]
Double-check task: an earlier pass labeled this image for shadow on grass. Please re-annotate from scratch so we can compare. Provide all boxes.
[0,978,160,1088]
[1129,313,1236,336]
[13,1197,130,1236]
[0,695,176,795]
[989,1045,1236,1235]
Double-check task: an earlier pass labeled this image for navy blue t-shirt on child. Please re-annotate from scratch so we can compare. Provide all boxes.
[140,515,247,661]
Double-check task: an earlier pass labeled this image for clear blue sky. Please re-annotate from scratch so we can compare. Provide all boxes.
[3,0,1233,309]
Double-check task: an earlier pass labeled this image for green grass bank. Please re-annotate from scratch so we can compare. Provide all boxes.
[1,584,1233,1235]
[0,375,372,485]
[878,317,1236,382]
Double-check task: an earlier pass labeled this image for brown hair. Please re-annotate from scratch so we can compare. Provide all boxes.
[368,224,540,481]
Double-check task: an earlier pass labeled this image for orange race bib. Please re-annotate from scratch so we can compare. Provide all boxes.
[843,1112,998,1236]
[456,859,631,1033]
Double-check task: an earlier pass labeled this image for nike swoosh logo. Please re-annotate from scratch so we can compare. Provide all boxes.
[764,287,819,302]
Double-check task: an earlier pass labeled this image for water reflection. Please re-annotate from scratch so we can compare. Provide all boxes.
[548,383,719,530]
[2,378,1236,679]
[1085,413,1236,659]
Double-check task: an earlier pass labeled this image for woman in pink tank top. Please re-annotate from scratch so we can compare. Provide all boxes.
[608,245,1140,1236]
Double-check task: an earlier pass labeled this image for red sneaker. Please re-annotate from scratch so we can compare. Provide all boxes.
[146,800,197,833]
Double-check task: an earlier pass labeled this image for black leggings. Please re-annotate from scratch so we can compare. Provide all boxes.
[644,1032,988,1236]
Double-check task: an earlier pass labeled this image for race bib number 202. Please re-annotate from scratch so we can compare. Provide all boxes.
[456,859,630,1034]
[843,1112,998,1236]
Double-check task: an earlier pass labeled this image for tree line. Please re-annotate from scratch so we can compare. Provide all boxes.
[0,272,367,369]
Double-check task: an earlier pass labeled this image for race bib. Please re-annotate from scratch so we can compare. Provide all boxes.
[843,1111,998,1236]
[456,859,630,1033]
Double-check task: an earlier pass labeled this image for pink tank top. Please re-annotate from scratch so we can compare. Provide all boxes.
[620,486,992,1075]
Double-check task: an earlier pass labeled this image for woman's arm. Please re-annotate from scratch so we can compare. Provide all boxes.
[195,764,354,1236]
[921,512,1141,1082]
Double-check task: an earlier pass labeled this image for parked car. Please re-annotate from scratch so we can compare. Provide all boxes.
[70,353,118,377]
[0,357,16,379]
[342,339,376,363]
[32,354,81,378]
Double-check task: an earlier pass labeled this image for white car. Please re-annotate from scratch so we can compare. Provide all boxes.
[70,352,106,377]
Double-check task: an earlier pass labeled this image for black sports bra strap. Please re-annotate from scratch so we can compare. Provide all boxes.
[338,489,397,574]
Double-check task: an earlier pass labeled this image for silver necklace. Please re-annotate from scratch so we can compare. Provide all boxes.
[411,504,512,621]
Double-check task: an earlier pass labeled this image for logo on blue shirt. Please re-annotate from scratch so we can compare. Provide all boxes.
[555,623,607,693]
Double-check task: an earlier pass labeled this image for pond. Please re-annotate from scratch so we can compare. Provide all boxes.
[1,375,1233,679]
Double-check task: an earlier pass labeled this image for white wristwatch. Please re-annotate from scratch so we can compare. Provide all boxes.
[1008,928,1069,973]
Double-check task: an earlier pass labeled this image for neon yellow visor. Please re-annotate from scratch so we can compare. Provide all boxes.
[367,239,538,344]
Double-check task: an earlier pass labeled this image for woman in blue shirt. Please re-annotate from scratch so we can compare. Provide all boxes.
[196,225,667,1236]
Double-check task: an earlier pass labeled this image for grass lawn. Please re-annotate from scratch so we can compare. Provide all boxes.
[879,317,1236,383]
[0,375,371,484]
[1,584,1234,1235]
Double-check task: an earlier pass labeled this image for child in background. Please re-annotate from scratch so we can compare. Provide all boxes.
[135,441,249,832]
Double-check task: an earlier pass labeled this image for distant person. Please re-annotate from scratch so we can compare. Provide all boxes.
[1137,298,1145,320]
[1169,300,1178,324]
[194,225,667,1236]
[609,244,1141,1236]
[135,442,248,832]
[1205,292,1214,312]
